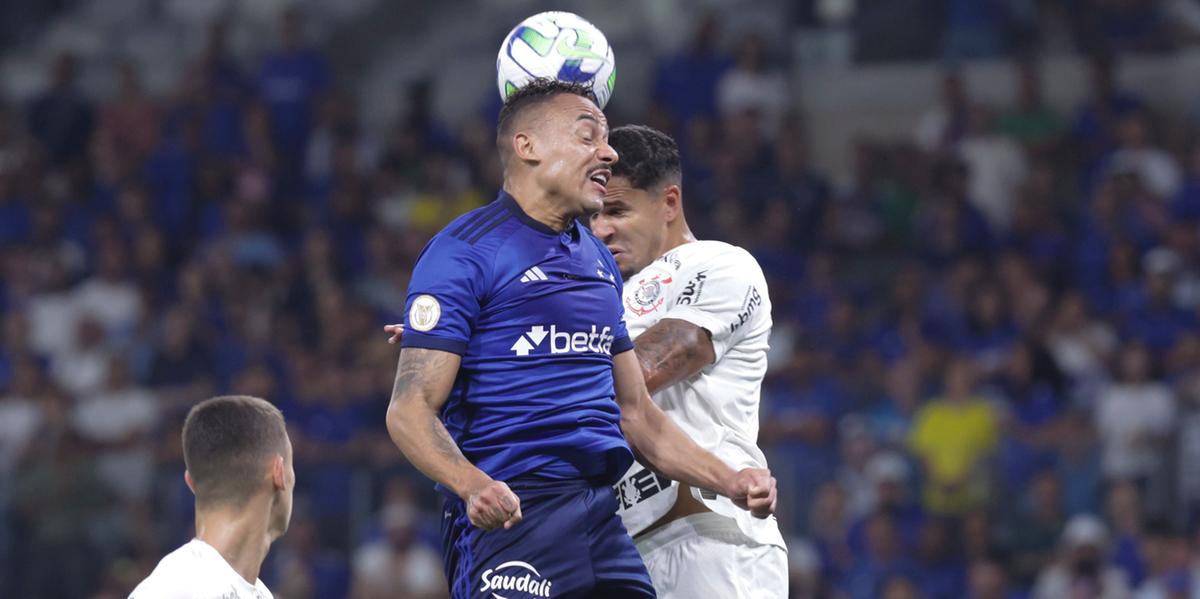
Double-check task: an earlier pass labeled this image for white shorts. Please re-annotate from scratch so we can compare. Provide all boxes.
[634,512,788,599]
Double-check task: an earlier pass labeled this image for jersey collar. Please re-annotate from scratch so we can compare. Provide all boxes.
[498,190,581,240]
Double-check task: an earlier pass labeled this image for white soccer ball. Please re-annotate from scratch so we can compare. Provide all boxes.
[496,11,616,109]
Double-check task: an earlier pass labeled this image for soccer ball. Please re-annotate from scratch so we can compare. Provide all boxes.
[496,11,616,109]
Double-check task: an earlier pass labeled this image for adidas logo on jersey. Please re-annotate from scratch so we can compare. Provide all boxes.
[510,324,614,356]
[519,266,548,283]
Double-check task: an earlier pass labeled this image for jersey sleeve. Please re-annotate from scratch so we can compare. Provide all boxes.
[665,247,767,362]
[399,235,490,355]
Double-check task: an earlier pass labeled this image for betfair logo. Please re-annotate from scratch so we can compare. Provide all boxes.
[510,325,614,356]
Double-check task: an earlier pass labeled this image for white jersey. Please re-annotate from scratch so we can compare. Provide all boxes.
[129,539,273,599]
[613,240,785,549]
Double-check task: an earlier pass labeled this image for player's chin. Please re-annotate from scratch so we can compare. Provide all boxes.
[581,192,605,214]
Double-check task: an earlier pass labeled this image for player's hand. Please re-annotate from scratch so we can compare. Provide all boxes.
[726,468,777,519]
[384,324,405,344]
[465,479,523,530]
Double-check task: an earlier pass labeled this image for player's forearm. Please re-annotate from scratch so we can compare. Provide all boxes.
[386,400,491,498]
[385,347,490,499]
[622,398,735,497]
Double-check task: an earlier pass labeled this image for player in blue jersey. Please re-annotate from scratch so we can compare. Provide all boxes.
[384,79,777,599]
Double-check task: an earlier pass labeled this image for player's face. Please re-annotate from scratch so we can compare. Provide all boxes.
[591,175,669,278]
[534,94,616,215]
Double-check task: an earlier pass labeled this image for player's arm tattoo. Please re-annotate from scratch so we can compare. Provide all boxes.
[390,347,455,406]
[634,318,717,394]
[387,348,484,495]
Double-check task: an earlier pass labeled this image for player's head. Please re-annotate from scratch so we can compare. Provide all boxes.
[497,78,617,215]
[182,395,295,537]
[590,125,683,278]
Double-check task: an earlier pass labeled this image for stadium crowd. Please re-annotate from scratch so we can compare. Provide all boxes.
[3,4,1200,598]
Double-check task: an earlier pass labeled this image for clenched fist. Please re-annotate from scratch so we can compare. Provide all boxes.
[464,479,523,530]
[725,468,777,518]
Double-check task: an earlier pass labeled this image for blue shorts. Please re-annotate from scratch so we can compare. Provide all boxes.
[441,478,656,599]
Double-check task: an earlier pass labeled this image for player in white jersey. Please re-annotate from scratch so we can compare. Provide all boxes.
[590,125,788,598]
[130,395,295,599]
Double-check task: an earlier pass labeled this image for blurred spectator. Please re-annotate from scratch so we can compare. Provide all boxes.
[1032,514,1132,598]
[841,512,920,599]
[996,342,1066,488]
[717,33,788,139]
[996,61,1067,159]
[1056,409,1104,518]
[266,510,351,599]
[967,557,1022,599]
[789,536,823,598]
[97,61,160,164]
[881,574,927,599]
[257,6,329,182]
[1045,292,1118,391]
[13,419,112,598]
[836,421,883,520]
[72,238,143,342]
[915,71,972,155]
[762,341,845,527]
[806,481,851,584]
[1175,145,1200,221]
[1009,469,1068,585]
[349,480,444,599]
[1108,480,1150,585]
[913,517,968,598]
[27,52,93,167]
[909,359,1000,515]
[0,353,44,475]
[959,280,1020,376]
[1095,343,1176,484]
[70,357,158,501]
[1101,111,1182,200]
[650,12,730,132]
[915,160,994,268]
[1132,523,1190,599]
[957,105,1030,231]
[847,452,927,561]
[1071,53,1144,171]
[49,316,112,397]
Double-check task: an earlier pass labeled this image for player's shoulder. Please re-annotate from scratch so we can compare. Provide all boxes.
[437,200,520,247]
[673,240,765,276]
[129,543,205,598]
[418,200,521,265]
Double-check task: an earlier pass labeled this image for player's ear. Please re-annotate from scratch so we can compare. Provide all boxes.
[270,454,286,491]
[184,470,195,493]
[662,184,682,223]
[512,131,539,163]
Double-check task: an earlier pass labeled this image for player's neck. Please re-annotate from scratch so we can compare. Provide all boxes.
[195,502,273,585]
[659,221,697,256]
[504,180,576,232]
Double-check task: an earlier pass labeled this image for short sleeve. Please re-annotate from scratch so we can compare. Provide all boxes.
[665,248,768,362]
[400,236,489,355]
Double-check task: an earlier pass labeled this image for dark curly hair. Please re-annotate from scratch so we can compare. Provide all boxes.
[608,125,681,190]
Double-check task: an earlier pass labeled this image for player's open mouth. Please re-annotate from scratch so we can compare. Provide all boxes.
[588,169,611,192]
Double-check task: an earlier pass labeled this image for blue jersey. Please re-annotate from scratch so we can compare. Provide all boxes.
[400,191,635,490]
